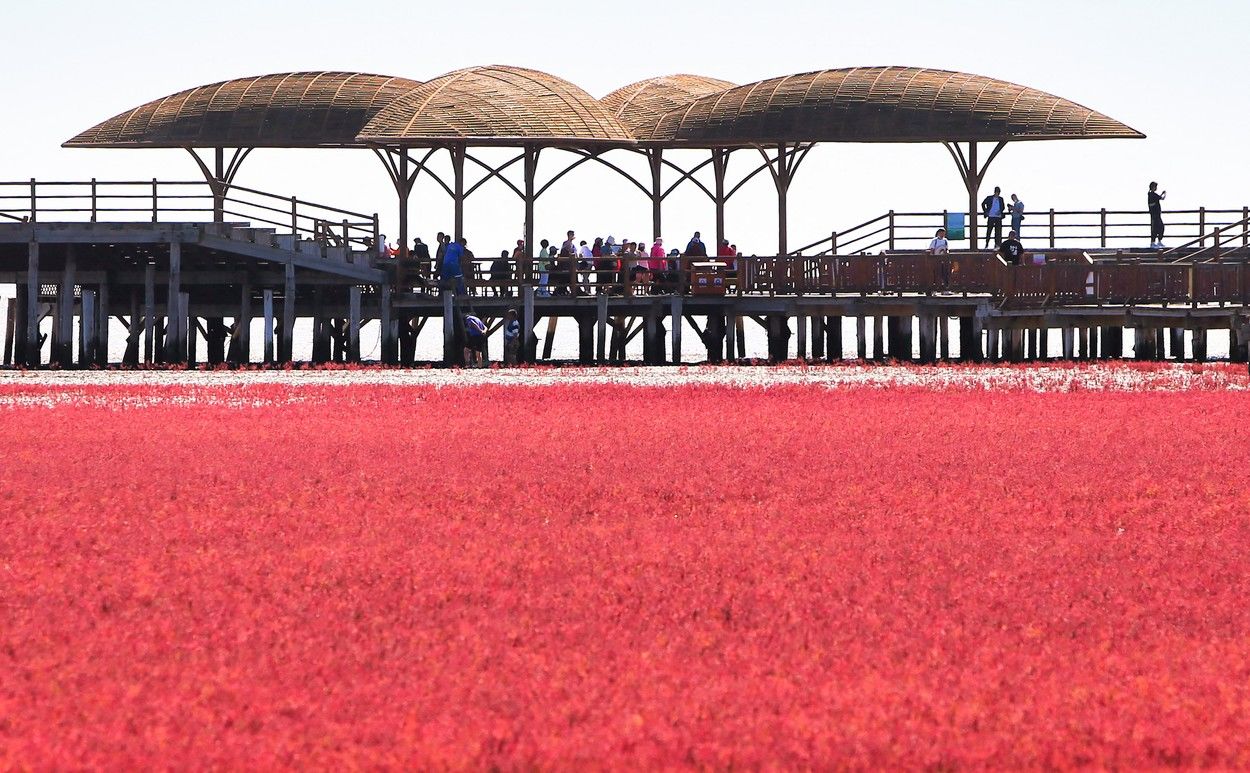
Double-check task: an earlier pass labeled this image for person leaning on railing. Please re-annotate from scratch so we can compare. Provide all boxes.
[928,227,951,289]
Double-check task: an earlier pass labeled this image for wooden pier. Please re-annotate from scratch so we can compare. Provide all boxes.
[4,212,1250,368]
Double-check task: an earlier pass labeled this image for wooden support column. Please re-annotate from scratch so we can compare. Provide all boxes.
[1192,327,1207,362]
[735,317,746,359]
[938,315,950,361]
[918,313,936,364]
[380,284,396,365]
[163,240,182,363]
[206,317,226,365]
[79,290,95,367]
[1038,326,1050,361]
[96,277,110,366]
[810,316,824,360]
[143,265,156,364]
[578,313,594,364]
[1062,326,1075,359]
[872,316,885,361]
[1153,328,1166,361]
[348,286,362,362]
[3,297,15,366]
[706,311,726,364]
[185,297,197,367]
[280,261,295,363]
[262,290,275,364]
[1169,327,1186,361]
[123,289,140,366]
[796,313,807,360]
[671,296,683,364]
[648,149,664,242]
[856,316,868,360]
[451,144,467,241]
[827,315,842,361]
[596,293,608,363]
[25,241,40,366]
[1231,323,1248,363]
[725,313,737,361]
[56,245,76,367]
[442,290,455,364]
[522,286,536,363]
[236,275,252,364]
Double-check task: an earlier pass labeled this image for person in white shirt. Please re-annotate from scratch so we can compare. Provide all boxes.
[929,227,951,289]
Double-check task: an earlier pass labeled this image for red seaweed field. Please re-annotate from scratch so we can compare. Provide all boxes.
[2,366,1250,767]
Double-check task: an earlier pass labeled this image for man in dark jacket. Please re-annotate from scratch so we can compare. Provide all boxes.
[981,187,1006,248]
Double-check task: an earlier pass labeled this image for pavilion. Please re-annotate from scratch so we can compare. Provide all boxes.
[65,65,1143,258]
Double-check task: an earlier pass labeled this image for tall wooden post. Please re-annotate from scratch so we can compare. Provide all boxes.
[380,284,396,364]
[348,286,362,362]
[712,148,730,252]
[97,276,110,366]
[522,285,536,363]
[25,241,40,366]
[55,245,76,367]
[164,240,182,363]
[280,261,295,363]
[451,143,467,241]
[523,146,540,281]
[648,149,663,241]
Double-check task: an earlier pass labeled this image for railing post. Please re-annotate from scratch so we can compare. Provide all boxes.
[341,219,349,248]
[1198,207,1206,247]
[888,210,896,251]
[151,178,158,222]
[372,213,380,248]
[90,178,98,223]
[1049,208,1055,248]
[1099,208,1107,248]
[1243,207,1249,247]
[290,196,298,238]
[830,231,837,256]
[29,178,36,222]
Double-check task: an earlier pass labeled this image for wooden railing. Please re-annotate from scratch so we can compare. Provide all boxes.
[429,250,1250,308]
[792,207,1250,256]
[0,179,380,248]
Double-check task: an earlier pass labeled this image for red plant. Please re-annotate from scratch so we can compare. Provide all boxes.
[2,380,1249,767]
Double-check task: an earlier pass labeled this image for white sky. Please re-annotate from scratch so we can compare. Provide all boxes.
[0,0,1243,256]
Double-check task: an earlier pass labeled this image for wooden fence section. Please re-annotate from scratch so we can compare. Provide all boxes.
[0,179,379,248]
[442,250,1250,309]
[792,208,1250,255]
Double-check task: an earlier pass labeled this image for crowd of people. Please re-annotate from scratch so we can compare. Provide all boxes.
[372,229,740,298]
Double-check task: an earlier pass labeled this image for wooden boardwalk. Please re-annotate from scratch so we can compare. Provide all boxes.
[3,220,1249,368]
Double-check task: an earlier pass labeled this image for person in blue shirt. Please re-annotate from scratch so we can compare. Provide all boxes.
[441,237,465,295]
[981,186,1006,248]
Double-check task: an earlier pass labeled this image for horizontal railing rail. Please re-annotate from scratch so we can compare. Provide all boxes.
[398,249,1250,308]
[794,207,1250,256]
[0,179,380,249]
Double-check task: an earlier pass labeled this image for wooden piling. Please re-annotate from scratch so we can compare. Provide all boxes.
[827,315,842,361]
[380,284,396,365]
[442,291,455,364]
[856,316,867,360]
[670,296,682,364]
[522,286,536,363]
[596,293,608,363]
[348,286,362,363]
[143,264,155,364]
[262,290,275,364]
[56,245,76,367]
[280,261,295,363]
[164,240,181,364]
[872,316,884,361]
[2,297,15,366]
[80,290,95,367]
[578,313,594,364]
[25,241,40,366]
[1169,327,1185,361]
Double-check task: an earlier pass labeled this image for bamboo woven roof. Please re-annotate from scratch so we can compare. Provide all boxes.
[357,65,634,146]
[63,72,423,148]
[599,75,737,138]
[65,65,1143,151]
[636,67,1144,145]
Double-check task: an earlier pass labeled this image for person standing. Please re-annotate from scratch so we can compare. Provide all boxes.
[537,238,551,297]
[441,235,465,295]
[685,231,708,257]
[981,187,1005,248]
[502,308,521,365]
[1009,194,1025,237]
[929,227,951,288]
[1148,182,1167,248]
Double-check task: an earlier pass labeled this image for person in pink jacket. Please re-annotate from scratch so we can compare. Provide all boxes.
[649,238,667,271]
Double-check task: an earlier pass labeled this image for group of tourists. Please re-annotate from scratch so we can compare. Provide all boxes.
[926,181,1169,266]
[379,229,738,297]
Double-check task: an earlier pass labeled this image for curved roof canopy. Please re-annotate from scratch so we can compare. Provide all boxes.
[63,71,423,149]
[636,66,1144,145]
[357,65,633,146]
[599,74,737,138]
